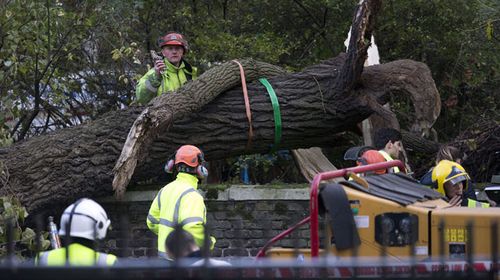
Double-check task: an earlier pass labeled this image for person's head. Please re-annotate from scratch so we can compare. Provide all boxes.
[431,160,469,199]
[443,180,464,199]
[435,145,466,165]
[165,145,208,179]
[374,128,403,158]
[165,228,199,259]
[58,198,111,241]
[357,150,387,175]
[157,32,189,66]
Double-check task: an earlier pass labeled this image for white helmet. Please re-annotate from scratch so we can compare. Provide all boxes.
[59,198,111,240]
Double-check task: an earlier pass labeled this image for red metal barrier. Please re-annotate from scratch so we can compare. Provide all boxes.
[310,160,405,257]
[256,160,405,258]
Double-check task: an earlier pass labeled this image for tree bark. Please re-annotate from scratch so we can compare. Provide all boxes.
[0,56,439,213]
[0,0,444,213]
[112,0,386,195]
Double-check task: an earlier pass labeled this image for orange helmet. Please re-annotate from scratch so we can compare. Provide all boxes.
[158,32,189,52]
[357,150,387,175]
[175,145,203,167]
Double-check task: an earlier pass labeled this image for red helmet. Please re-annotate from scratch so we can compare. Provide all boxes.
[175,145,203,167]
[357,150,387,175]
[158,32,189,52]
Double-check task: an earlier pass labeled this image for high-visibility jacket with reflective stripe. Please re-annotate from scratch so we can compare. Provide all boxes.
[147,172,214,257]
[35,243,117,266]
[135,59,197,105]
[378,150,400,173]
[467,198,490,208]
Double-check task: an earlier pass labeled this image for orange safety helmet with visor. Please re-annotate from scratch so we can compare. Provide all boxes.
[157,32,189,53]
[164,145,208,178]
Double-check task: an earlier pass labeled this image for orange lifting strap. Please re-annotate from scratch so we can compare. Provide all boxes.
[232,60,253,149]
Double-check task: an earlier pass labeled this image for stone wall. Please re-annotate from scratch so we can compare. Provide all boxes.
[98,186,314,258]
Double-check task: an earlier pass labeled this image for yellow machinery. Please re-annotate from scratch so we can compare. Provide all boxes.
[257,161,500,263]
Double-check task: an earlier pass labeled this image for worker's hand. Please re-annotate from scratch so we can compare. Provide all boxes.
[448,195,462,207]
[154,59,165,77]
[486,197,497,207]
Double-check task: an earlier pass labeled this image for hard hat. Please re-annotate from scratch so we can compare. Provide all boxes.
[431,160,470,196]
[175,145,204,167]
[357,150,387,175]
[59,198,111,240]
[158,32,189,52]
[165,145,208,178]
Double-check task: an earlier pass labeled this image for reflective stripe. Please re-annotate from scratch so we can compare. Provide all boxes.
[159,218,175,227]
[157,189,163,210]
[153,188,199,230]
[378,150,400,173]
[173,188,196,225]
[180,216,204,226]
[467,198,489,208]
[39,252,50,265]
[147,214,159,224]
[145,79,159,93]
[97,253,108,266]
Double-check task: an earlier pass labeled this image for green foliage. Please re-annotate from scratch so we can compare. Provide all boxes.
[0,196,50,259]
[377,0,500,141]
[0,0,498,149]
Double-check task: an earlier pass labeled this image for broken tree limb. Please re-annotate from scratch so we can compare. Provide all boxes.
[335,0,382,94]
[0,0,443,213]
[0,57,441,213]
[291,148,343,183]
[114,0,384,196]
[112,59,287,197]
[128,58,440,185]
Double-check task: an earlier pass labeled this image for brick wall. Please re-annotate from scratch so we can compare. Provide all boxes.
[98,186,316,258]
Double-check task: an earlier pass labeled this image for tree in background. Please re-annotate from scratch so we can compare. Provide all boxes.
[1,0,498,146]
[376,0,499,141]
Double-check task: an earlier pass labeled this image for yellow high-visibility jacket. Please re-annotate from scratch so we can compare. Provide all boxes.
[36,243,117,266]
[467,198,490,208]
[135,59,197,105]
[147,172,215,258]
[378,150,401,173]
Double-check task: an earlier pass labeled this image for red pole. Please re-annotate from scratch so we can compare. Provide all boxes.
[255,216,311,258]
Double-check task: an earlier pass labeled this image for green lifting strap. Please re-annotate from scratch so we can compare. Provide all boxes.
[258,78,281,151]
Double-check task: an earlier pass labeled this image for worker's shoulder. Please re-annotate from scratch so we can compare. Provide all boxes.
[101,251,118,262]
[167,180,201,195]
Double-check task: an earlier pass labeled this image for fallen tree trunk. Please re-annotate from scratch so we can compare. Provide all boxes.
[0,0,444,213]
[0,56,439,213]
